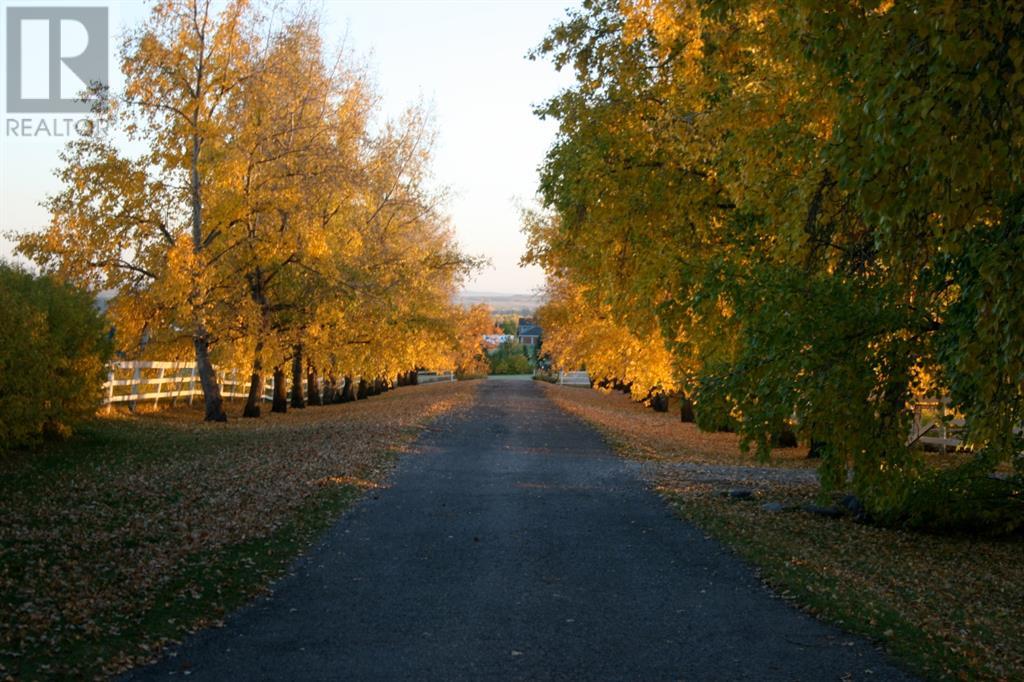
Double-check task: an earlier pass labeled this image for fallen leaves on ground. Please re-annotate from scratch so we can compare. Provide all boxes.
[540,383,814,468]
[542,383,1024,682]
[0,381,477,680]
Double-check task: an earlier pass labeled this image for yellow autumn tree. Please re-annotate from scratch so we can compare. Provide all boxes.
[19,0,481,422]
[529,0,1024,529]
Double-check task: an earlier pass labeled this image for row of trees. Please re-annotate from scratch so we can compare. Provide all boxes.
[526,0,1023,528]
[17,0,489,422]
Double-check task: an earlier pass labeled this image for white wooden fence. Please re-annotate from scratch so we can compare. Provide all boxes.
[101,361,451,412]
[415,371,455,384]
[102,360,273,412]
[908,398,966,451]
[558,370,592,387]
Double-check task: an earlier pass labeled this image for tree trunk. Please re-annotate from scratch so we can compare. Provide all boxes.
[187,94,224,422]
[194,332,226,422]
[307,364,322,406]
[290,345,305,408]
[341,375,355,402]
[651,392,669,412]
[773,429,798,448]
[243,343,264,418]
[244,267,271,418]
[409,371,418,386]
[680,397,695,423]
[243,371,262,418]
[807,439,827,459]
[357,378,369,399]
[272,367,288,413]
[323,374,337,403]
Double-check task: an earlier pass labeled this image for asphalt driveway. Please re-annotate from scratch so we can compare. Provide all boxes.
[125,379,913,681]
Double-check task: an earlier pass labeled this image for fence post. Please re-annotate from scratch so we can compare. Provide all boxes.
[153,367,165,409]
[172,363,182,407]
[105,366,115,414]
[939,399,947,455]
[129,362,143,410]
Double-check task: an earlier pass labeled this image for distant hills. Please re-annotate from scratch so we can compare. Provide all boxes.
[98,289,546,316]
[455,291,545,315]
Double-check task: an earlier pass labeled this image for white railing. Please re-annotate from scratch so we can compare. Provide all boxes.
[558,370,591,387]
[102,360,270,412]
[101,362,446,412]
[908,398,966,451]
[415,371,455,384]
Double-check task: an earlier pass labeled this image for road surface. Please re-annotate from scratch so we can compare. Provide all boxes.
[126,379,913,681]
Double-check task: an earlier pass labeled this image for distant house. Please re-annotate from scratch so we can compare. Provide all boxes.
[516,318,542,348]
[481,334,516,350]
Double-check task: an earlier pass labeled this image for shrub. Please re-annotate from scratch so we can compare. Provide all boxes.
[488,340,533,375]
[0,263,112,451]
[889,460,1024,535]
[491,354,532,375]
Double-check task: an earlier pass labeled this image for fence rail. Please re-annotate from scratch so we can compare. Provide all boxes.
[101,361,447,412]
[102,361,270,412]
[415,371,455,385]
[558,370,592,387]
[908,398,966,451]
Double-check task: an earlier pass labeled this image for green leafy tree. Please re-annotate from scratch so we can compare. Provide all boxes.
[526,0,1024,529]
[489,340,533,375]
[0,264,112,450]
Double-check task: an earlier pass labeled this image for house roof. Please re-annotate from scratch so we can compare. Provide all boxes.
[517,323,542,337]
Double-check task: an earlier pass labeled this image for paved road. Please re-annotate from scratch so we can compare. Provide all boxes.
[126,380,913,681]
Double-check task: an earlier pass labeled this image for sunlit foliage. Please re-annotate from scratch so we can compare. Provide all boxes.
[526,0,1024,527]
[18,0,480,421]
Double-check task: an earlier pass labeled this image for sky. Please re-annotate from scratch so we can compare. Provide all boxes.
[0,0,577,294]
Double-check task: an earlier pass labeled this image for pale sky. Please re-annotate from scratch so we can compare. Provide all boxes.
[0,0,576,294]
